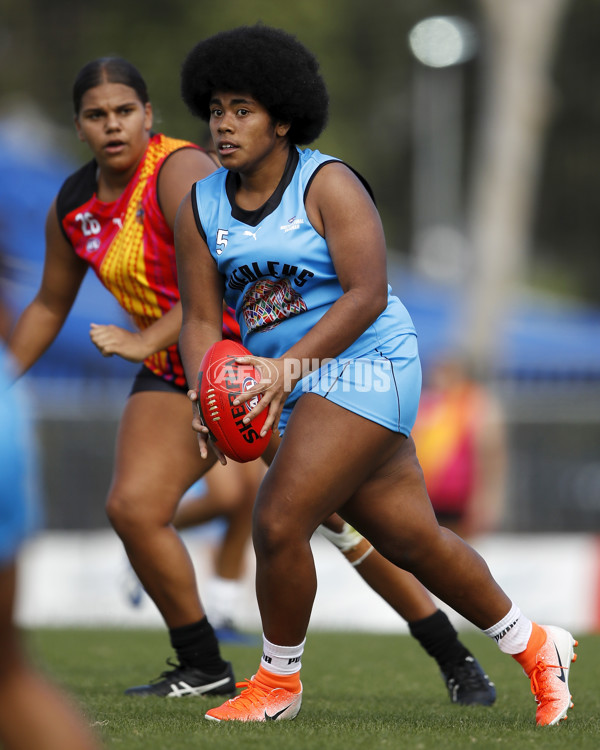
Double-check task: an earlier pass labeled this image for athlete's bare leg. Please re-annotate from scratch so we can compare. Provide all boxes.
[106,390,217,627]
[320,513,438,623]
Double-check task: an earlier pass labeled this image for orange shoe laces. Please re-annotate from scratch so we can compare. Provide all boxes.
[228,678,271,712]
[529,659,566,700]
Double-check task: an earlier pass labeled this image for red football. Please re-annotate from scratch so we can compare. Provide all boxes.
[197,339,271,462]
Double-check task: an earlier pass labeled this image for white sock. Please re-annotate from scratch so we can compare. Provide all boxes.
[261,635,305,675]
[482,603,533,654]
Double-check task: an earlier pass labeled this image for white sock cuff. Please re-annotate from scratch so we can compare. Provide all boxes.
[483,603,533,654]
[483,603,521,638]
[261,635,306,675]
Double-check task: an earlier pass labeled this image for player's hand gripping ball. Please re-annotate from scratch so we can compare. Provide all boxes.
[197,339,271,462]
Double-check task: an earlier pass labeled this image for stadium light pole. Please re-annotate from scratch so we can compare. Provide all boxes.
[408,16,478,284]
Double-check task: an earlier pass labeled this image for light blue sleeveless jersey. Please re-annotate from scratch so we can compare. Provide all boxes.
[191,147,421,435]
[192,147,415,359]
[0,348,40,565]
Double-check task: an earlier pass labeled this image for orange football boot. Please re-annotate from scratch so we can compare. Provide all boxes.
[205,676,302,722]
[527,625,578,726]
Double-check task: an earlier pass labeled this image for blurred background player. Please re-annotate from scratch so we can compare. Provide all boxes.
[0,254,101,750]
[7,56,237,697]
[412,355,507,537]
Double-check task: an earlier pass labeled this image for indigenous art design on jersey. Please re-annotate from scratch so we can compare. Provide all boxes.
[57,134,241,386]
[242,278,307,333]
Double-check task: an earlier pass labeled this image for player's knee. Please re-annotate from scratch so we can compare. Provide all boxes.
[252,503,298,559]
[106,489,148,535]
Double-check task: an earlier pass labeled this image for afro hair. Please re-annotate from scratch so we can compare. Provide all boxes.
[180,24,329,146]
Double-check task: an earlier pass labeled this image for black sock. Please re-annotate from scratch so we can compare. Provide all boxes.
[408,609,470,669]
[169,617,228,674]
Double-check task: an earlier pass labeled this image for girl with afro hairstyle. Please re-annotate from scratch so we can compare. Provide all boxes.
[176,24,577,724]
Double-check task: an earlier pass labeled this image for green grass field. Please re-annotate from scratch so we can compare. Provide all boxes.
[25,628,598,750]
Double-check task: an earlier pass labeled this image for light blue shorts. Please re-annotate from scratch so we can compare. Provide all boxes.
[0,358,40,566]
[278,332,422,437]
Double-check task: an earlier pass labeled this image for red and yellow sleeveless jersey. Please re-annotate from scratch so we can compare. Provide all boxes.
[56,133,240,386]
[411,384,483,514]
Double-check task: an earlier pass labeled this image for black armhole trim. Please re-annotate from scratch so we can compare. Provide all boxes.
[303,161,377,206]
[155,145,204,218]
[55,160,98,242]
[190,184,208,244]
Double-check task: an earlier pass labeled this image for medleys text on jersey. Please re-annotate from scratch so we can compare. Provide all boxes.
[227,261,314,292]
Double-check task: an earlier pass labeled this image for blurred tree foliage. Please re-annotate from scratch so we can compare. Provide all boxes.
[1,0,599,303]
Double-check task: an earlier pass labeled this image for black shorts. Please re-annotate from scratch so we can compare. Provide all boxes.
[129,366,188,397]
